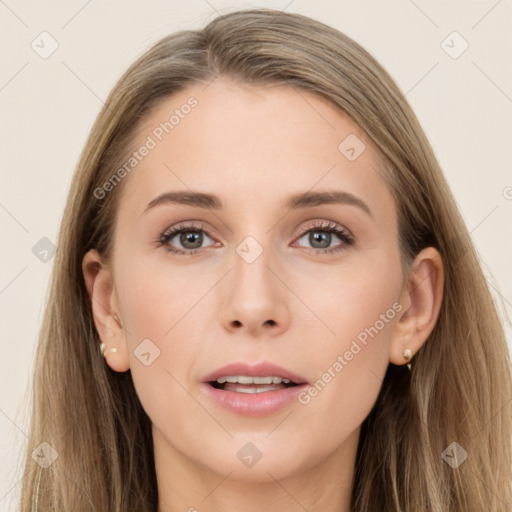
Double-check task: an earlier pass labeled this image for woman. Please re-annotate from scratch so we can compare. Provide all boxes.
[19,8,512,511]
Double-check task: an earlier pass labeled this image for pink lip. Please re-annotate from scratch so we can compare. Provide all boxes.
[201,362,309,417]
[201,382,309,417]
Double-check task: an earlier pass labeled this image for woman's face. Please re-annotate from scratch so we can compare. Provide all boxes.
[103,78,407,483]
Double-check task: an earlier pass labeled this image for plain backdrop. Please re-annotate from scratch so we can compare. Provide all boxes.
[1,1,511,509]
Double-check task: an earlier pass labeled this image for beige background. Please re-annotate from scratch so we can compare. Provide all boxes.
[1,1,511,509]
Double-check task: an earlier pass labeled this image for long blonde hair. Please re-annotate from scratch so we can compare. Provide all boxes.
[19,8,512,511]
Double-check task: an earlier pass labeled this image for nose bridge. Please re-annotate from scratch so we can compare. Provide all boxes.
[234,239,272,295]
[232,234,277,307]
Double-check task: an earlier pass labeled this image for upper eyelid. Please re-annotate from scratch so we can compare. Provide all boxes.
[161,220,349,237]
[161,221,210,237]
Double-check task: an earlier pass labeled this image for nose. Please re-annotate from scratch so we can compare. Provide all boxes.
[220,245,291,337]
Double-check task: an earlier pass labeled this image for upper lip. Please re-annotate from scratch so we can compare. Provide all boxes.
[202,362,308,385]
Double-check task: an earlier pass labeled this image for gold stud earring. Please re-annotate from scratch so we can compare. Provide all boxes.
[100,343,118,358]
[402,348,412,362]
[402,347,413,371]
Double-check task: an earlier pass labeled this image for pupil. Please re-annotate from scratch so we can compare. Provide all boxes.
[310,231,331,248]
[180,231,203,249]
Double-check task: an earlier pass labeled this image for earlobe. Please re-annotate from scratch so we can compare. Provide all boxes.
[82,249,130,372]
[390,247,444,366]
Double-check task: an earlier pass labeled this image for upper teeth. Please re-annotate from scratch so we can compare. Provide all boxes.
[216,375,291,385]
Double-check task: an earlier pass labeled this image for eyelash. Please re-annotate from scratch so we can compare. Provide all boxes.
[157,220,355,256]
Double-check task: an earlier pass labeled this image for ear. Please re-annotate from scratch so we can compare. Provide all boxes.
[82,249,130,372]
[389,247,444,365]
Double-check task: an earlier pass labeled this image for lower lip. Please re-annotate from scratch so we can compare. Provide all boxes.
[201,382,309,417]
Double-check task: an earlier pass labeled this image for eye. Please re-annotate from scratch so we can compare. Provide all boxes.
[294,220,354,254]
[158,222,217,255]
[157,220,354,256]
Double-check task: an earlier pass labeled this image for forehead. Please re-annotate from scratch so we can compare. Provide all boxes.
[116,78,393,219]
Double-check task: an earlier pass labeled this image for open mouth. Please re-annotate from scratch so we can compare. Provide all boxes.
[202,370,307,415]
[209,376,298,394]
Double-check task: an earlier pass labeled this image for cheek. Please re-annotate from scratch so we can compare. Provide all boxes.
[290,243,403,352]
[114,253,214,341]
[290,250,402,434]
[112,259,206,437]
[292,299,399,462]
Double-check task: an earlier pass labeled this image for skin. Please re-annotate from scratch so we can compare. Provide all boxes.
[83,78,444,512]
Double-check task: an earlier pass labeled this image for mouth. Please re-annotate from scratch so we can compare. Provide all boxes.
[208,375,299,394]
[203,362,308,391]
[201,361,309,415]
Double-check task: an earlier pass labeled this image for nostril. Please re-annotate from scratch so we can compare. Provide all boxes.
[233,320,242,327]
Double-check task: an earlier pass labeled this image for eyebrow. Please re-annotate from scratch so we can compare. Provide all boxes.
[144,190,372,218]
